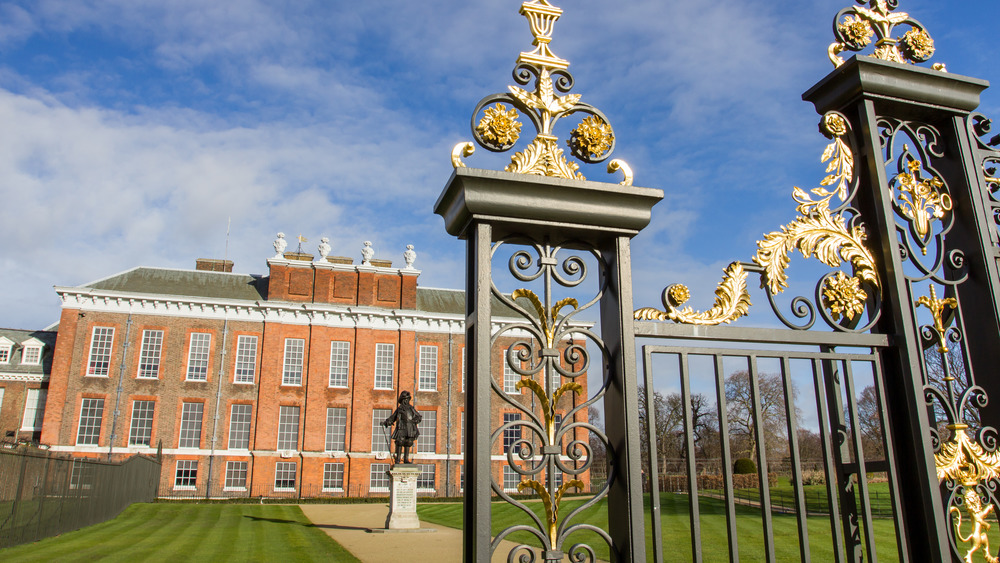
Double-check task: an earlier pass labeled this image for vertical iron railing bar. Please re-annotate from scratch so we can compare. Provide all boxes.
[642,346,664,563]
[822,351,862,561]
[714,354,740,563]
[747,354,776,563]
[780,356,811,563]
[870,359,909,562]
[680,352,703,563]
[813,358,846,563]
[841,360,877,563]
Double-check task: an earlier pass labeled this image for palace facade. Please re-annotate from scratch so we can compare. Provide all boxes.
[37,242,589,497]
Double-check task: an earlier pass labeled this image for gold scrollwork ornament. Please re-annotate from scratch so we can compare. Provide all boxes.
[828,0,938,68]
[634,262,751,325]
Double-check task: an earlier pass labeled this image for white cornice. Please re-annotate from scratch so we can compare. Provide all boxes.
[0,372,47,382]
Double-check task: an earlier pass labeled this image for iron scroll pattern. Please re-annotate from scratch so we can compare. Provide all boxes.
[635,111,883,333]
[489,239,615,563]
[968,113,1000,254]
[872,117,1000,563]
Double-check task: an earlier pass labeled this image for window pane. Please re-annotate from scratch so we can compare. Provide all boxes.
[326,407,347,452]
[329,341,350,387]
[228,404,252,450]
[277,406,300,450]
[503,412,522,453]
[179,402,204,448]
[282,338,304,385]
[417,410,436,453]
[175,460,198,488]
[20,389,46,431]
[374,343,394,389]
[234,335,258,384]
[503,465,521,492]
[369,463,390,491]
[22,346,41,365]
[186,333,211,381]
[137,330,163,378]
[0,345,10,363]
[418,345,437,391]
[371,409,391,452]
[503,350,518,394]
[87,327,114,376]
[323,463,344,491]
[225,461,247,489]
[76,398,104,445]
[417,464,435,490]
[128,400,155,446]
[274,461,296,490]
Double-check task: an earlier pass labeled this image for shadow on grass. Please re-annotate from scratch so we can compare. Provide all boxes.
[243,515,315,526]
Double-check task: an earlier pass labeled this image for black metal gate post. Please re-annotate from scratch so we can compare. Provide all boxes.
[804,55,993,560]
[435,169,662,562]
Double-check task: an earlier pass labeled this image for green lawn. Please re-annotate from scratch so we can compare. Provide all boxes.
[418,492,905,562]
[0,503,360,562]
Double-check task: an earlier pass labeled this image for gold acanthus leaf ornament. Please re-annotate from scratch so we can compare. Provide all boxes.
[754,188,879,296]
[506,136,583,180]
[516,478,584,548]
[634,262,751,325]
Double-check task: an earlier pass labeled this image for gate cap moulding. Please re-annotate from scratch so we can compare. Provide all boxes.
[803,56,988,116]
[434,168,663,241]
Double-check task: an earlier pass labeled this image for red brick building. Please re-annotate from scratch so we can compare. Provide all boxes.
[0,328,56,445]
[40,245,589,498]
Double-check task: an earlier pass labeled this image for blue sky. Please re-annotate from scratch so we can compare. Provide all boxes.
[0,0,997,330]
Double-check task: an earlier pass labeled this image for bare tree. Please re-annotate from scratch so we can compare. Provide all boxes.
[638,386,717,474]
[725,371,796,467]
[856,385,885,459]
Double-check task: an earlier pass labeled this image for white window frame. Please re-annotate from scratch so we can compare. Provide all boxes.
[371,408,391,452]
[0,388,5,411]
[417,464,435,491]
[328,341,350,388]
[185,333,212,381]
[233,335,258,384]
[374,343,394,390]
[0,337,12,364]
[502,465,521,493]
[503,412,522,453]
[326,407,347,453]
[282,338,305,386]
[224,460,248,491]
[274,461,297,491]
[21,343,42,366]
[86,327,115,377]
[228,404,252,450]
[136,330,163,378]
[174,460,198,490]
[418,345,437,391]
[128,400,155,446]
[461,348,465,393]
[369,463,390,492]
[322,462,345,492]
[20,389,46,431]
[179,402,204,449]
[417,410,436,454]
[276,405,300,451]
[503,350,518,394]
[76,397,104,445]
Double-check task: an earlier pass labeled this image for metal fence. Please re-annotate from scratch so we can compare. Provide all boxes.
[0,447,161,549]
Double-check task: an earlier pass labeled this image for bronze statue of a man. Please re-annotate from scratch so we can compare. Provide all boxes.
[382,391,422,464]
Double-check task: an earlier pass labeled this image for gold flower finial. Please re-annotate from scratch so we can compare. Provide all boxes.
[828,1,941,69]
[916,285,958,353]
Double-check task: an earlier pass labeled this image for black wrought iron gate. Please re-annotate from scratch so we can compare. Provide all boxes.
[435,1,1000,561]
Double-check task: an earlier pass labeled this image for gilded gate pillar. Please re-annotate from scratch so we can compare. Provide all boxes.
[434,2,663,560]
[435,169,662,562]
[803,33,996,562]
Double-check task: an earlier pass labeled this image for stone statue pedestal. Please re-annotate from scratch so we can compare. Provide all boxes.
[385,464,420,530]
